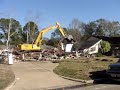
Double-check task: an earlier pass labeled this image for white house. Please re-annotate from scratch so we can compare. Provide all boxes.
[80,37,102,55]
[85,40,102,55]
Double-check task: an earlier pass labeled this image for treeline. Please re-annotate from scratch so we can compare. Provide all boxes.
[0,18,120,46]
[0,18,39,45]
[49,18,120,47]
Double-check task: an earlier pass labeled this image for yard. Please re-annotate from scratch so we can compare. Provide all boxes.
[0,64,15,90]
[54,57,118,80]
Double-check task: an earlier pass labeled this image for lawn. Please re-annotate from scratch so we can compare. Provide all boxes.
[54,57,118,80]
[0,64,15,90]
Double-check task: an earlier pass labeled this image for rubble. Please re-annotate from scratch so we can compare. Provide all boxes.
[12,47,93,62]
[0,44,97,63]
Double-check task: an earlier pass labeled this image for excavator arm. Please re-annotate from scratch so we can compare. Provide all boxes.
[56,22,67,37]
[18,22,69,51]
[34,22,67,46]
[34,25,57,46]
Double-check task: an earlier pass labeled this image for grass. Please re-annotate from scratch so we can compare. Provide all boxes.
[0,64,15,90]
[54,57,118,80]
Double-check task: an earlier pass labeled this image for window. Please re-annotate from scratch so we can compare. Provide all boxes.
[90,47,96,52]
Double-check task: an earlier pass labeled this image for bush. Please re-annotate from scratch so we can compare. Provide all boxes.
[96,52,103,57]
[100,41,111,53]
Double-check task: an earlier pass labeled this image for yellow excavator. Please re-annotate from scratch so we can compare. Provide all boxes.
[17,22,73,51]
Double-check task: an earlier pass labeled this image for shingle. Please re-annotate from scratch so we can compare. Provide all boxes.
[94,36,120,44]
[79,37,100,49]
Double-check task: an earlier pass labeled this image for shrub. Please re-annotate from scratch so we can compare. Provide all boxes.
[96,52,103,57]
[100,40,111,53]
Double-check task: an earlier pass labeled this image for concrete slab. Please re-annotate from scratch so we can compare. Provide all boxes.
[10,61,83,90]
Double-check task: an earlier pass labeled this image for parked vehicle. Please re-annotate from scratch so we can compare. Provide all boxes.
[107,58,120,81]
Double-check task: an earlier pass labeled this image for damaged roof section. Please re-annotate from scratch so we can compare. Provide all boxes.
[94,36,120,44]
[78,37,101,49]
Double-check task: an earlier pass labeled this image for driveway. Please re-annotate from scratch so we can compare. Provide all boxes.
[10,61,82,90]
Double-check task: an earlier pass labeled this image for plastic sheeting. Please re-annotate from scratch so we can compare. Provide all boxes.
[65,44,73,52]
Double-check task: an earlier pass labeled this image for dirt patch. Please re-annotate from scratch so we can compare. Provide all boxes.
[0,64,15,90]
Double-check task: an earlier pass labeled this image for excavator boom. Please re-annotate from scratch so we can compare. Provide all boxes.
[18,22,68,51]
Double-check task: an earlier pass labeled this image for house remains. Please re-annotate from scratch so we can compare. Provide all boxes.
[77,37,102,57]
[95,36,120,57]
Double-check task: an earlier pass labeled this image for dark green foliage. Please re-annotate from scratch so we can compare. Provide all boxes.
[84,19,120,39]
[96,52,103,57]
[0,18,22,45]
[23,21,39,43]
[51,28,68,38]
[84,22,96,38]
[46,37,59,47]
[0,17,120,47]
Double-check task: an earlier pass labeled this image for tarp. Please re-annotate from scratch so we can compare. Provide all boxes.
[65,44,73,52]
